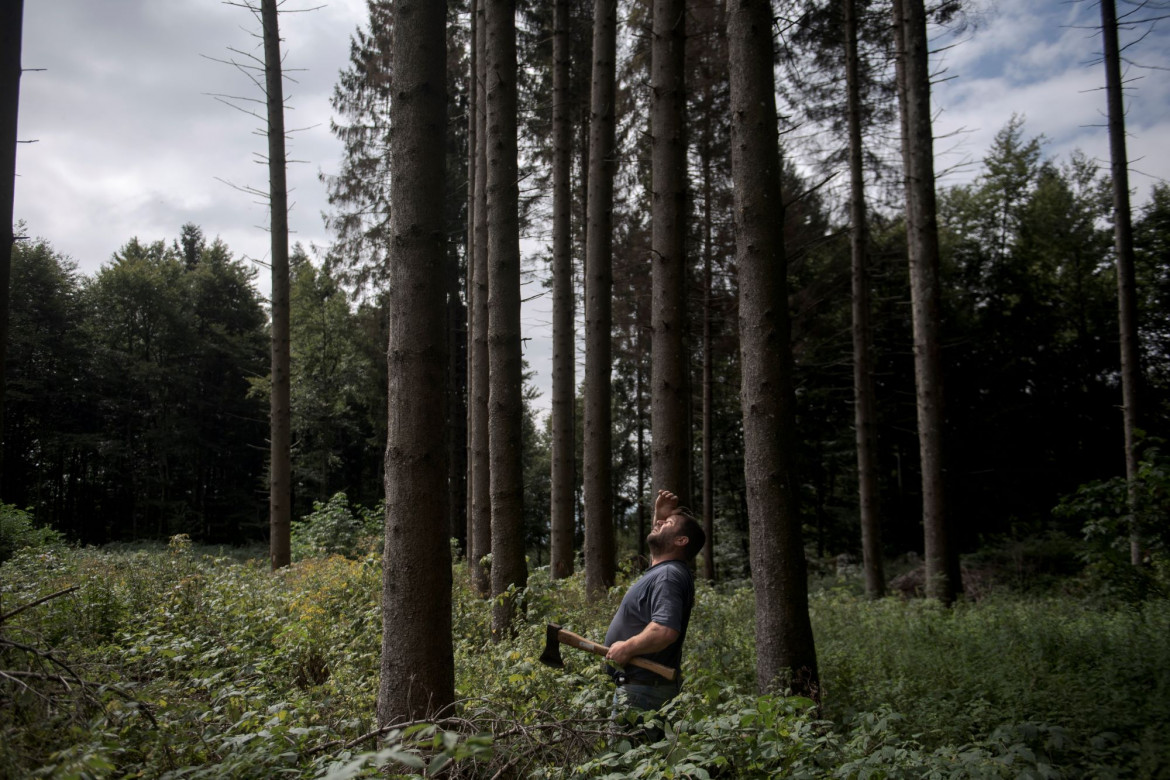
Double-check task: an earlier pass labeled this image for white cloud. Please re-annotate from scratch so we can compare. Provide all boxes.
[930,1,1170,198]
[15,0,365,277]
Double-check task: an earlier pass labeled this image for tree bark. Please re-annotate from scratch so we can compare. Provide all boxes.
[550,0,576,580]
[1099,0,1143,566]
[469,0,492,597]
[726,0,819,699]
[448,0,469,556]
[262,0,291,570]
[377,0,454,725]
[844,0,884,598]
[583,0,617,596]
[651,0,690,506]
[485,0,527,636]
[700,121,716,583]
[465,0,478,562]
[893,0,958,604]
[0,0,24,502]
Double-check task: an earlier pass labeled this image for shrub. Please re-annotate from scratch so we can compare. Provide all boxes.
[1055,441,1170,600]
[0,504,62,564]
[291,493,382,560]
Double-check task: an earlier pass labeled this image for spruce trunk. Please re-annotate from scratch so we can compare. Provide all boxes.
[0,0,23,500]
[469,0,492,597]
[583,0,617,595]
[378,0,454,724]
[893,0,958,603]
[726,0,819,698]
[550,0,576,579]
[1099,0,1143,566]
[485,0,526,636]
[650,0,690,505]
[262,0,291,570]
[844,0,884,598]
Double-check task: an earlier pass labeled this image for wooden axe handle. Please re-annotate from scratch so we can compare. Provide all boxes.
[555,628,677,681]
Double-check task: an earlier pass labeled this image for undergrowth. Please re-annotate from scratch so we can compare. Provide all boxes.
[2,537,1168,778]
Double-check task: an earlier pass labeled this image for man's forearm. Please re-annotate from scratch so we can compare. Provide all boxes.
[605,621,679,666]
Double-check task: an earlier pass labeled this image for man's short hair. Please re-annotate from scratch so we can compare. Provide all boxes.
[674,511,706,561]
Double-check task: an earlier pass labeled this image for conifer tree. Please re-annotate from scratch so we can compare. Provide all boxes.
[0,0,23,501]
[726,0,819,698]
[583,0,618,595]
[485,0,527,637]
[377,0,454,725]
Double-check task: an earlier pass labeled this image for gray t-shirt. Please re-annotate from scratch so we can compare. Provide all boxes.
[604,559,694,683]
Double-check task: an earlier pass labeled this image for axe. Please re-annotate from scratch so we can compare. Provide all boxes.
[539,622,677,681]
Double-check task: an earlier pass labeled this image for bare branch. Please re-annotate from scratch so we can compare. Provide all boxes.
[0,586,80,624]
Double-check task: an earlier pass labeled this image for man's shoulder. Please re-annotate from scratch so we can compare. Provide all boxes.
[647,559,695,588]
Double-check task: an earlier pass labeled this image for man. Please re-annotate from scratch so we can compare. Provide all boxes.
[604,489,706,718]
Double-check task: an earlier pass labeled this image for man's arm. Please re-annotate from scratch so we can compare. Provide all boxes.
[654,489,679,523]
[604,621,680,666]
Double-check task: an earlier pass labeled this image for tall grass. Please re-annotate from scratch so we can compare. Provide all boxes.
[2,540,1168,777]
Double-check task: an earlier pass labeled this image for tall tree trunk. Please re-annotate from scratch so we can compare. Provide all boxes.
[1099,0,1143,566]
[700,124,716,583]
[448,0,469,556]
[636,334,647,562]
[465,0,478,562]
[651,0,690,506]
[893,0,958,604]
[550,0,576,580]
[469,0,492,596]
[0,0,23,503]
[262,0,291,570]
[726,0,819,699]
[844,0,884,598]
[583,0,617,595]
[377,0,454,725]
[485,0,527,637]
[448,199,468,551]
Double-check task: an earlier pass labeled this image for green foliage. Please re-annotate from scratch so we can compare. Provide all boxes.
[291,492,383,561]
[3,545,1169,777]
[4,230,269,545]
[1055,441,1170,600]
[814,590,1170,774]
[0,504,62,563]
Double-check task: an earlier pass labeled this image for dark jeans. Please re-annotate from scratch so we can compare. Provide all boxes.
[611,679,681,742]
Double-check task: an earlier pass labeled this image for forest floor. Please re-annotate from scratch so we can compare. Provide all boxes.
[1,537,1168,778]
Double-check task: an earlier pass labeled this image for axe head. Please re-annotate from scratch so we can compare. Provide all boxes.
[539,623,564,668]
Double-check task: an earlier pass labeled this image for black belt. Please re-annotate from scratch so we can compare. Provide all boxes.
[616,673,678,688]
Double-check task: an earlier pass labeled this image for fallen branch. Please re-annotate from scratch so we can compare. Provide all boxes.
[0,586,79,624]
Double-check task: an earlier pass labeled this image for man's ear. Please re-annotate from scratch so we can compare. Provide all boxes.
[674,534,688,548]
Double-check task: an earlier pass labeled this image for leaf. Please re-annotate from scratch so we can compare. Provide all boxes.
[427,754,451,775]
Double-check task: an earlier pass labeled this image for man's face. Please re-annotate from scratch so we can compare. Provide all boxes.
[648,513,687,551]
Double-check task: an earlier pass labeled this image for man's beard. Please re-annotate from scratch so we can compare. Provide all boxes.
[647,529,671,556]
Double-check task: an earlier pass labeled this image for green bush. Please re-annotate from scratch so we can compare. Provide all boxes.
[3,545,1169,777]
[0,504,62,563]
[291,492,382,560]
[1055,441,1170,600]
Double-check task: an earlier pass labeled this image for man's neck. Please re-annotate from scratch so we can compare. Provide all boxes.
[649,550,686,567]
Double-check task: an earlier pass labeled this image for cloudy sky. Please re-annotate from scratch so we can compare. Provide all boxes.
[13,0,1170,415]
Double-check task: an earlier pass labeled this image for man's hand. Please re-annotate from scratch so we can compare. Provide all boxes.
[604,622,680,666]
[605,639,637,666]
[654,489,680,524]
